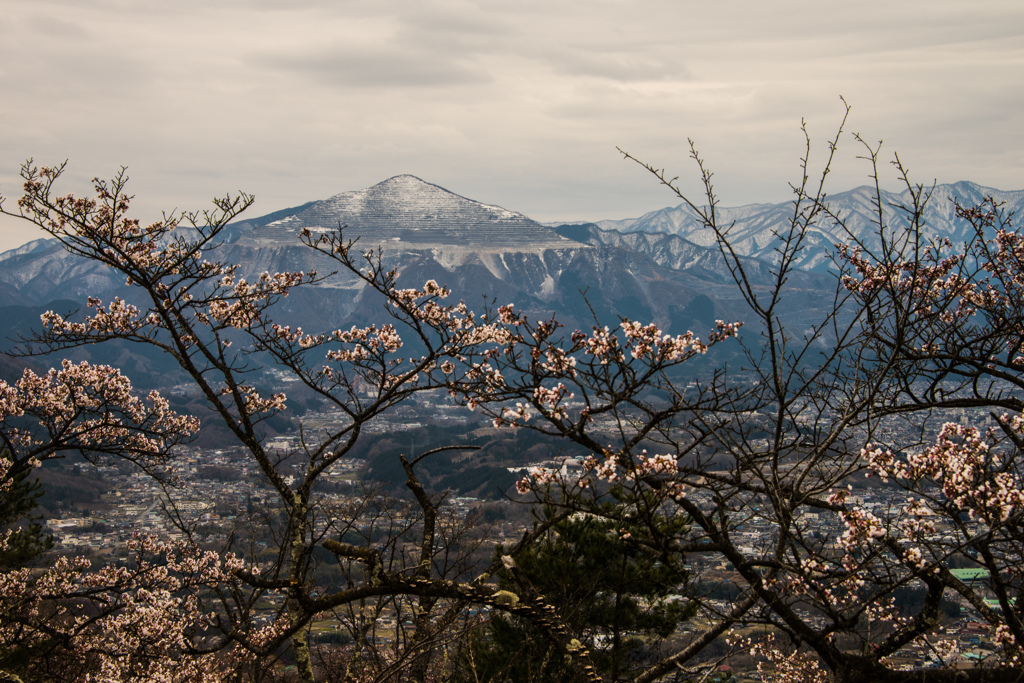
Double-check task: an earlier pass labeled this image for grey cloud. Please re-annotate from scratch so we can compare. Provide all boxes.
[28,14,91,39]
[1,0,1022,253]
[395,3,514,42]
[255,44,492,88]
[544,46,690,82]
[247,1,509,89]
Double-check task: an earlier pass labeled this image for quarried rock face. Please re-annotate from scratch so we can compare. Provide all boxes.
[243,175,582,252]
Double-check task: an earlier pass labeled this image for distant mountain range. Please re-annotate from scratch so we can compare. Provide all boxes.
[1,175,1017,386]
[585,181,1024,271]
[0,176,746,383]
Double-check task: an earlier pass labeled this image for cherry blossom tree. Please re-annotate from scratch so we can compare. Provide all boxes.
[0,162,615,683]
[449,108,1024,683]
[7,109,1024,683]
[0,359,238,681]
[834,174,1024,677]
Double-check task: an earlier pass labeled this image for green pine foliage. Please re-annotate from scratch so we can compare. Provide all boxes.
[0,463,52,568]
[465,509,694,683]
[0,459,59,682]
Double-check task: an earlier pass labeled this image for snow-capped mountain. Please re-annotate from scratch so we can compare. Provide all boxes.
[244,175,579,251]
[600,181,1024,271]
[0,176,762,382]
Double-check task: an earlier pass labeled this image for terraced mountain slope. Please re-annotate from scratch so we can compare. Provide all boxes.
[244,175,581,251]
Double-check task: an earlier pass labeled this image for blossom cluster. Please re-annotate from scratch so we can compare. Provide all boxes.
[864,421,1024,524]
[321,323,405,363]
[0,532,251,682]
[835,504,887,554]
[560,318,741,369]
[620,321,706,360]
[42,297,152,337]
[20,171,172,275]
[838,202,1024,363]
[532,383,574,420]
[221,384,287,415]
[495,402,532,429]
[539,346,577,377]
[580,326,623,364]
[18,168,244,295]
[514,449,686,500]
[515,465,558,494]
[728,634,828,683]
[207,271,315,329]
[389,279,458,328]
[0,360,198,458]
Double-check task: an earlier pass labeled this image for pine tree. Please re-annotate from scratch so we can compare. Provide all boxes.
[466,508,694,682]
[0,457,52,569]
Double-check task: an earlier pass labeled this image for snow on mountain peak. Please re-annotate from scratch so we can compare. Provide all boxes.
[240,176,581,251]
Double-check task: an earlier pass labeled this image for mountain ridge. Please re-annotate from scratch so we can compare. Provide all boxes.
[586,181,1024,271]
[0,173,747,335]
[233,174,582,252]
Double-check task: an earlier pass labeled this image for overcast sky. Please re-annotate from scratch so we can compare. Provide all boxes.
[1,0,1022,251]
